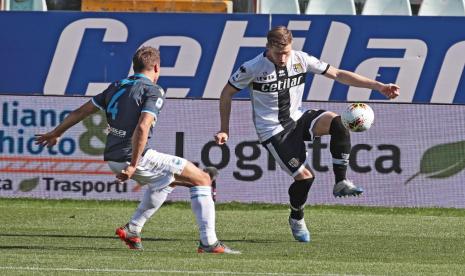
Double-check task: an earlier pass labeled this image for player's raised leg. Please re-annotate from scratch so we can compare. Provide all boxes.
[313,112,363,197]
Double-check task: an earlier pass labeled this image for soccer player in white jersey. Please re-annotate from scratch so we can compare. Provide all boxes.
[36,46,239,254]
[214,26,399,243]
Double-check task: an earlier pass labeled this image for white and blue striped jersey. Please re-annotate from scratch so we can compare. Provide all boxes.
[228,50,329,142]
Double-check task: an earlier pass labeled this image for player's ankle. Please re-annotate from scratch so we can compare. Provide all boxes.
[290,209,304,220]
[128,223,142,233]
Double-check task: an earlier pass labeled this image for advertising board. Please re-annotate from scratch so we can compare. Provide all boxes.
[1,96,464,208]
[1,12,464,104]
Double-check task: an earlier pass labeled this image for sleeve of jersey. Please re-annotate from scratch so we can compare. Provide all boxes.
[142,89,164,120]
[228,63,255,91]
[91,83,113,110]
[304,53,330,75]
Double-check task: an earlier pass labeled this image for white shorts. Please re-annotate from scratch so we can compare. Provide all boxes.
[107,149,188,190]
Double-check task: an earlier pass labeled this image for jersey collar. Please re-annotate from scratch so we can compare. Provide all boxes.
[132,73,154,85]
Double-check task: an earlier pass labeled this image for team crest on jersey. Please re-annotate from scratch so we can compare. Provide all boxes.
[293,63,303,73]
[288,158,300,168]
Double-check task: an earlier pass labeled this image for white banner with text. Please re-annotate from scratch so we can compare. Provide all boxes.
[0,95,464,208]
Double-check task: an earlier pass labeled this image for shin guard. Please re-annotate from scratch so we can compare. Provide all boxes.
[329,116,351,183]
[288,178,314,220]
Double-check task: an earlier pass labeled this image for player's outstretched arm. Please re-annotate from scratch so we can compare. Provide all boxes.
[215,83,239,145]
[35,101,99,147]
[323,66,400,99]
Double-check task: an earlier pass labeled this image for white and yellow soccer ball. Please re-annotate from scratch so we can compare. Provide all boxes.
[341,103,374,132]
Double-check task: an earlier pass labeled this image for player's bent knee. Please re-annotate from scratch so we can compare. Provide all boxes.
[295,167,314,180]
[179,162,212,186]
[188,170,211,187]
[313,112,338,136]
[330,116,349,137]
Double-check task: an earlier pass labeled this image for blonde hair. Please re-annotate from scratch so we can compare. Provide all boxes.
[267,26,293,48]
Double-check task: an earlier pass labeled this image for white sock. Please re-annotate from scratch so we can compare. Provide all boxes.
[190,186,218,246]
[129,185,174,233]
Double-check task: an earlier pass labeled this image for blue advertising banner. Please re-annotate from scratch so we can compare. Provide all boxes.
[1,11,464,103]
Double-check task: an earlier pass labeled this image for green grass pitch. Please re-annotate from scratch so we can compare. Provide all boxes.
[0,198,464,275]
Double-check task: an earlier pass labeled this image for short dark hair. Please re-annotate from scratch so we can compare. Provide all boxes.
[132,46,160,72]
[267,26,293,48]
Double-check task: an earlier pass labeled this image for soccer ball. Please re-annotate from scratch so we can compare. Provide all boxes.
[341,103,374,132]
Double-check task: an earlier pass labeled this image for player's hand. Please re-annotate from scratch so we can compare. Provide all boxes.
[34,132,60,148]
[215,131,229,145]
[116,165,137,182]
[380,83,400,99]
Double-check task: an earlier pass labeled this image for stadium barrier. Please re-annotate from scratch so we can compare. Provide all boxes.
[1,95,464,208]
[81,0,233,13]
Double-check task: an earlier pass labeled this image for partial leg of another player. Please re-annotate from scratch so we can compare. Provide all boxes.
[176,161,240,254]
[115,184,175,250]
[114,149,238,253]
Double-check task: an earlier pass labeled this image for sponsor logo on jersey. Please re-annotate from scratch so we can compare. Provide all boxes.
[107,126,127,138]
[256,74,276,82]
[252,73,306,92]
[232,73,240,82]
[277,69,286,77]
